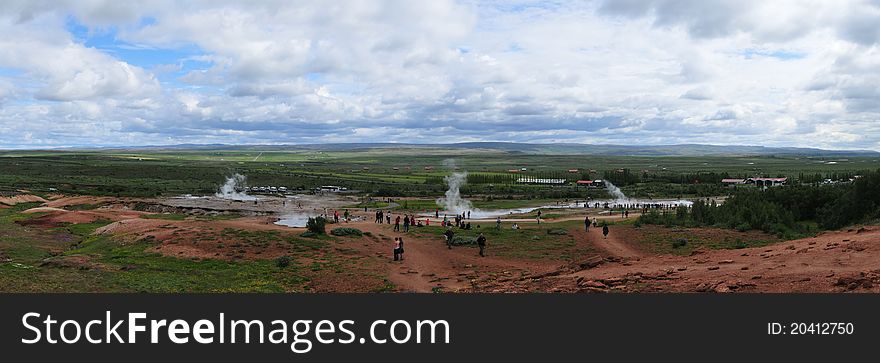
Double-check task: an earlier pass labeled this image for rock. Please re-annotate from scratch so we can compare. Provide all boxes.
[719,259,734,264]
[786,245,796,250]
[708,266,720,271]
[600,277,625,286]
[856,227,868,234]
[677,266,688,271]
[740,266,749,270]
[575,255,605,270]
[579,280,608,289]
[714,284,731,293]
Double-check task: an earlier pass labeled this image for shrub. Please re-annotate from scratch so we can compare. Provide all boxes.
[306,216,327,235]
[546,229,568,235]
[451,236,478,246]
[671,238,688,249]
[275,256,291,268]
[300,231,318,238]
[330,227,363,237]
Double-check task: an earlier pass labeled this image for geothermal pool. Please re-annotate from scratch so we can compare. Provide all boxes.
[274,213,314,228]
[424,198,695,220]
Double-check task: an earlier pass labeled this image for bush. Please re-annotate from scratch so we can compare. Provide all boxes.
[330,227,363,237]
[546,229,568,235]
[306,216,327,235]
[300,231,318,238]
[275,256,291,268]
[671,238,688,249]
[451,236,478,246]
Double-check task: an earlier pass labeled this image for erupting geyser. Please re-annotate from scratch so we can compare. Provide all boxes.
[604,180,628,202]
[215,174,257,201]
[436,171,473,215]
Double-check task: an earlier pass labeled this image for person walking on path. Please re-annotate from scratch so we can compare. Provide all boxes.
[602,224,609,239]
[394,215,401,232]
[496,216,502,230]
[444,228,455,249]
[584,216,590,231]
[398,237,405,260]
[392,237,401,261]
[403,215,410,232]
[477,233,487,257]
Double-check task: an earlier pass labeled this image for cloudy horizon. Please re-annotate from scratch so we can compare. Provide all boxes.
[1,1,879,150]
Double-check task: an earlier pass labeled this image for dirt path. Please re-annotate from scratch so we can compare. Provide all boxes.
[347,220,560,292]
[579,226,643,259]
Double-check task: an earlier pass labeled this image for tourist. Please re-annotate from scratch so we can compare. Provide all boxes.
[602,224,609,239]
[585,216,590,231]
[496,216,502,230]
[403,215,410,232]
[392,237,401,261]
[394,215,401,232]
[467,211,471,219]
[398,237,405,260]
[444,228,455,249]
[477,233,487,257]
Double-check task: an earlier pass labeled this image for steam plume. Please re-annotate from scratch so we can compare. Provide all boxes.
[604,180,627,201]
[216,173,257,201]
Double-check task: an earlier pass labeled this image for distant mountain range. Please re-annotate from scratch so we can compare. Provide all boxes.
[91,142,880,157]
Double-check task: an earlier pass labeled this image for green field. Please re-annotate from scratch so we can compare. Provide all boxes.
[2,147,876,200]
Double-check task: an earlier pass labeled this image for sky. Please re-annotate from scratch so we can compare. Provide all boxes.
[1,0,880,150]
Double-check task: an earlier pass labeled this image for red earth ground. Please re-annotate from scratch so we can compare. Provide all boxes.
[11,195,880,293]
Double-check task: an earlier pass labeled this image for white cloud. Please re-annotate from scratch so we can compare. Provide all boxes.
[0,1,879,150]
